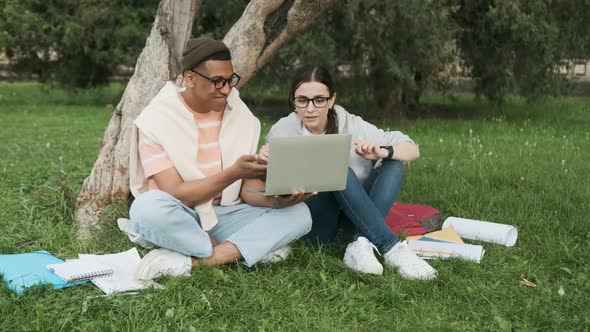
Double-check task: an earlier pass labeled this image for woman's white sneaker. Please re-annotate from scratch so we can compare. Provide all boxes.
[343,237,384,275]
[384,241,437,280]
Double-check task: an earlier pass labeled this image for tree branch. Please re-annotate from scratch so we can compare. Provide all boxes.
[224,0,336,87]
[257,0,336,69]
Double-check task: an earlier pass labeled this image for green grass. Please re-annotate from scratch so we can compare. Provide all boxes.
[1,82,589,331]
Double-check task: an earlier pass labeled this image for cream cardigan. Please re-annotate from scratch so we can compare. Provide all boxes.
[129,82,260,230]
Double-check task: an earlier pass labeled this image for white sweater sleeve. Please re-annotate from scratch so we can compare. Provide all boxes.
[265,114,300,143]
[347,113,415,146]
[250,117,261,154]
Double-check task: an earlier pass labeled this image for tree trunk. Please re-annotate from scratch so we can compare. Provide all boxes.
[75,0,202,239]
[371,59,404,122]
[74,0,336,239]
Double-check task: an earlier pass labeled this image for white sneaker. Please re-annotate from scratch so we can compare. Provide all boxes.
[259,246,292,264]
[384,241,437,280]
[343,237,384,275]
[136,248,192,280]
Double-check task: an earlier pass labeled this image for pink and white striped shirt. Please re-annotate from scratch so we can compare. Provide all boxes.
[137,93,224,203]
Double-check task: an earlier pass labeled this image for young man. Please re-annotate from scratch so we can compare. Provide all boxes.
[126,37,314,280]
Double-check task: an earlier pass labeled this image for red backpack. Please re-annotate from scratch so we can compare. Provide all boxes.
[385,202,441,237]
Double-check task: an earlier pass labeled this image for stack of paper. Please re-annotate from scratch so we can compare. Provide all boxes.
[406,241,485,263]
[406,226,485,263]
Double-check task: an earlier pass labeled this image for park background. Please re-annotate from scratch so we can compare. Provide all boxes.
[0,1,589,330]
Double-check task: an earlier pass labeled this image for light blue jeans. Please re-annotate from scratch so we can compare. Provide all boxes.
[129,190,312,267]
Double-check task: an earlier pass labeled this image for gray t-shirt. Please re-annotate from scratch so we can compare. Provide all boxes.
[265,105,414,184]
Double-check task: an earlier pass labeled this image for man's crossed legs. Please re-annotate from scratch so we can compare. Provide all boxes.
[128,190,312,279]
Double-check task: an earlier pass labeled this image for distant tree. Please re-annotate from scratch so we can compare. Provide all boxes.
[451,0,590,102]
[260,0,590,113]
[248,0,458,119]
[0,0,158,87]
[341,0,457,118]
[3,0,589,106]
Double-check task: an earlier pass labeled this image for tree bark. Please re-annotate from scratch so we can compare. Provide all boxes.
[74,0,336,239]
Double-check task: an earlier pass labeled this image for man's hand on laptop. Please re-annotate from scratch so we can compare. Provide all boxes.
[353,140,388,160]
[232,154,267,179]
[270,191,316,208]
[255,144,269,165]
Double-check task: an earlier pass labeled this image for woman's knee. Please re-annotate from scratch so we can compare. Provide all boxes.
[380,159,404,174]
[344,167,364,190]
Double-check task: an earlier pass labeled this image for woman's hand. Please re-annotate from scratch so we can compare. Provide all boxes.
[270,191,316,208]
[353,140,387,160]
[255,144,270,165]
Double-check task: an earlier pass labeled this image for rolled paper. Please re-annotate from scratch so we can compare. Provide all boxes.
[442,217,518,247]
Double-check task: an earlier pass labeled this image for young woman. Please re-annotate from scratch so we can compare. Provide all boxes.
[259,65,437,280]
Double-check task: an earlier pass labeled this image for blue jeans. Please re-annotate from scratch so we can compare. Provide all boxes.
[129,190,312,267]
[304,159,404,252]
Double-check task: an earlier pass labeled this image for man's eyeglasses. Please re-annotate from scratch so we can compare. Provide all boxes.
[190,69,241,89]
[293,96,331,108]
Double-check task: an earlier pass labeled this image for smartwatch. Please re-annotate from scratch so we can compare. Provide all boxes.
[380,145,394,159]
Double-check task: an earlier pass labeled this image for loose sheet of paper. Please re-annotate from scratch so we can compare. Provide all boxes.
[78,248,154,295]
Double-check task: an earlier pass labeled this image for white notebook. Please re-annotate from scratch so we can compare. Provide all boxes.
[78,248,155,295]
[46,260,113,282]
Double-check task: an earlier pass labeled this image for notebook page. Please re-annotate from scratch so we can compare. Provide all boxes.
[78,248,149,295]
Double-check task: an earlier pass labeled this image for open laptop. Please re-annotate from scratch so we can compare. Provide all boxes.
[262,134,352,196]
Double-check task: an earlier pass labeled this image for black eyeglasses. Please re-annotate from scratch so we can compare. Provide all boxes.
[293,96,331,108]
[190,69,241,89]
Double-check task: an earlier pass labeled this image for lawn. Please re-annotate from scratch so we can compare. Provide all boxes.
[0,83,588,331]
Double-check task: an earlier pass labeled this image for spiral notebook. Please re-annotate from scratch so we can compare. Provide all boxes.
[46,260,113,282]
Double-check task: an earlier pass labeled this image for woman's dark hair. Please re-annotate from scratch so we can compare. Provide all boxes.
[288,65,338,134]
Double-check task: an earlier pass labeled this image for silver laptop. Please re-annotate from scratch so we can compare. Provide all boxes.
[263,134,352,196]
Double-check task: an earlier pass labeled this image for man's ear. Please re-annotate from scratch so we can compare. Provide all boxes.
[183,70,195,88]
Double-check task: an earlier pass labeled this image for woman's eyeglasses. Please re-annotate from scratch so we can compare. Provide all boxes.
[293,96,330,108]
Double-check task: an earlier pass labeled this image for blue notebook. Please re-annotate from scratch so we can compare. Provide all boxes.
[0,251,86,294]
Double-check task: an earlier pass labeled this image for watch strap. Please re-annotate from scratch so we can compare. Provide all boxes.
[380,145,394,159]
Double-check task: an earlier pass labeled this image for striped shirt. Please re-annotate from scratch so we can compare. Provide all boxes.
[137,93,224,202]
